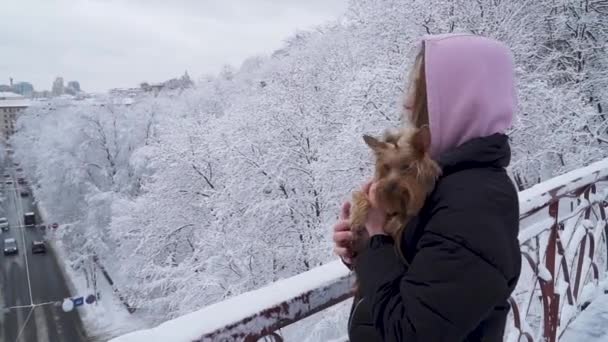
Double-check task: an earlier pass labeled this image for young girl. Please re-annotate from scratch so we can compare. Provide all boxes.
[332,34,522,341]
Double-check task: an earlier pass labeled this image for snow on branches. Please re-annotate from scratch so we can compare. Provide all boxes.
[10,0,608,328]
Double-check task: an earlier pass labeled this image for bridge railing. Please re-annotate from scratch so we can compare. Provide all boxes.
[110,158,608,342]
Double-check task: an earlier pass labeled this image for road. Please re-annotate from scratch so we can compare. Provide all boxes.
[0,161,87,342]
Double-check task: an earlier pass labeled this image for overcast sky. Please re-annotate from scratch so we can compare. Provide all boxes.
[0,0,347,93]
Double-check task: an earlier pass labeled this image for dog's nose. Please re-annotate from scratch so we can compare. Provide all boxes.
[386,180,398,192]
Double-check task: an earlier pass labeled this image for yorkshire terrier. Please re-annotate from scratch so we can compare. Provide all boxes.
[349,125,441,293]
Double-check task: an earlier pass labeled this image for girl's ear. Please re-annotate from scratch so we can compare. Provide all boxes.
[363,135,388,153]
[411,125,431,156]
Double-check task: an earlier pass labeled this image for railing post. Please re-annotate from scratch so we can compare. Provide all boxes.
[543,201,560,342]
[573,187,593,301]
[599,193,608,275]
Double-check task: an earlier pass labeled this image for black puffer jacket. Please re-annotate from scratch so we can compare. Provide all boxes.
[348,133,521,342]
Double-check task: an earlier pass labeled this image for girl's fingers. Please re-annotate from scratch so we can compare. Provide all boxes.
[333,220,350,233]
[368,182,380,207]
[334,246,353,261]
[333,230,353,245]
[339,201,351,220]
[362,180,373,195]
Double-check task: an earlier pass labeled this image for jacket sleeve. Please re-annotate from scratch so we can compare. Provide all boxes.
[354,212,512,341]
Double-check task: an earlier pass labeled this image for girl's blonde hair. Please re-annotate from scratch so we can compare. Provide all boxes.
[404,44,429,129]
[395,44,431,263]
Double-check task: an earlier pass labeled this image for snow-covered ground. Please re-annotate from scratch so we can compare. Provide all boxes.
[104,158,608,341]
[37,202,150,340]
[76,264,150,340]
[107,260,353,342]
[7,0,608,340]
[561,292,608,342]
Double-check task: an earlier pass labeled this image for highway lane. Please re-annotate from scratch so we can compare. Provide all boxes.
[1,174,38,342]
[0,163,88,342]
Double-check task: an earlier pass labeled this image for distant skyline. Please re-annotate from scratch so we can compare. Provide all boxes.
[0,0,347,93]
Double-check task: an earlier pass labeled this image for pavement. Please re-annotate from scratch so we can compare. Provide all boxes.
[561,293,608,342]
[0,162,88,342]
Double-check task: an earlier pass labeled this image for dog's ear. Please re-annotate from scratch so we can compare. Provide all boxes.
[363,135,387,153]
[411,125,431,156]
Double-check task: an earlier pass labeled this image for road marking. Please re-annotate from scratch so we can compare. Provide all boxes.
[9,167,34,306]
[2,304,32,310]
[34,305,51,342]
[15,306,33,341]
[2,301,60,311]
[4,224,39,229]
[52,304,64,336]
[14,291,25,342]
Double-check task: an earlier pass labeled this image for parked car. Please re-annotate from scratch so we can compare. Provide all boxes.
[16,168,22,172]
[5,181,12,185]
[17,178,25,185]
[20,190,28,197]
[3,174,9,178]
[0,217,8,232]
[13,162,18,167]
[3,238,18,255]
[32,240,46,254]
[24,212,35,226]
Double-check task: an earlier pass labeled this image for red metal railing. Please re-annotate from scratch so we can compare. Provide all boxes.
[508,174,608,341]
[109,158,608,342]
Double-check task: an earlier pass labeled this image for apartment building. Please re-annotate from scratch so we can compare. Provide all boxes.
[0,92,29,141]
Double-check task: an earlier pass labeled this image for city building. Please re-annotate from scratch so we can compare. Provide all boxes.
[0,92,30,141]
[67,81,81,92]
[11,82,34,97]
[52,77,64,97]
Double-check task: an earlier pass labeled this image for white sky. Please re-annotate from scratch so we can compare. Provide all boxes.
[0,0,347,93]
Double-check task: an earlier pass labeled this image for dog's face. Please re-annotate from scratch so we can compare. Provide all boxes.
[363,126,440,218]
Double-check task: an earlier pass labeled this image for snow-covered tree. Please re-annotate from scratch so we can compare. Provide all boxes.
[10,0,608,331]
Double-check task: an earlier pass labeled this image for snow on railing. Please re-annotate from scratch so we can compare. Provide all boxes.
[110,158,608,342]
[507,158,608,342]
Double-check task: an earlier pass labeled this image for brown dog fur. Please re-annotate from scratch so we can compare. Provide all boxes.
[349,125,441,294]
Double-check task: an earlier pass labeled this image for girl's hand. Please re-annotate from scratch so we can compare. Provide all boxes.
[333,201,354,265]
[363,181,388,237]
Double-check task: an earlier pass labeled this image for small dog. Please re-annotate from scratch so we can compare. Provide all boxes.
[349,125,441,293]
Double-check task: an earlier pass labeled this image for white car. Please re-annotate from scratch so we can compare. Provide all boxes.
[3,238,17,255]
[0,217,8,232]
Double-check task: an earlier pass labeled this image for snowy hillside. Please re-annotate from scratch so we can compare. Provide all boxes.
[10,0,608,337]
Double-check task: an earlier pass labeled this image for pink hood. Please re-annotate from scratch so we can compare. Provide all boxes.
[422,34,516,159]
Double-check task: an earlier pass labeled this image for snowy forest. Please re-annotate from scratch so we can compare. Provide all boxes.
[10,0,608,334]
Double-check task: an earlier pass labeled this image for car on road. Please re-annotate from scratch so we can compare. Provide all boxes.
[0,217,8,232]
[13,162,18,167]
[17,177,25,184]
[3,238,18,255]
[16,168,22,172]
[24,212,36,226]
[20,190,28,197]
[32,240,46,254]
[5,180,12,185]
[3,174,9,178]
